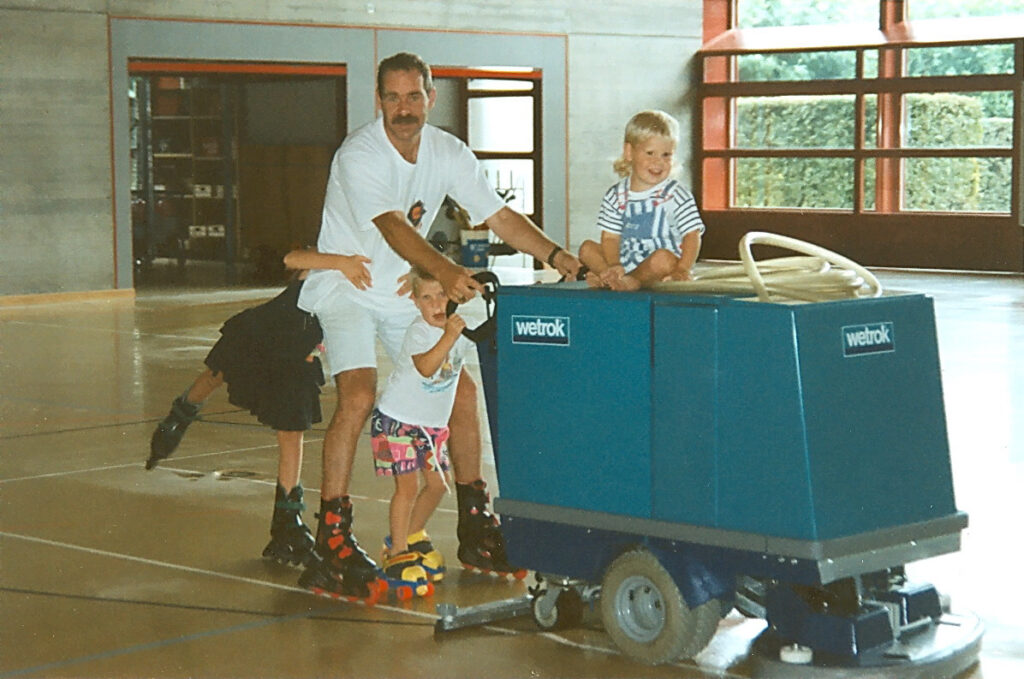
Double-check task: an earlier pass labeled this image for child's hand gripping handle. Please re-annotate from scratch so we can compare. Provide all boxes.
[446,271,499,343]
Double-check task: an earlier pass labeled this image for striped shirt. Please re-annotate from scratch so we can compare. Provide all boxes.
[596,178,705,272]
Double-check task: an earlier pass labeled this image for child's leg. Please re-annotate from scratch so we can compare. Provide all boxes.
[617,249,679,290]
[382,471,433,596]
[147,369,225,469]
[264,429,315,566]
[185,368,224,404]
[578,240,610,273]
[389,472,420,554]
[275,430,304,492]
[578,240,611,288]
[408,470,448,536]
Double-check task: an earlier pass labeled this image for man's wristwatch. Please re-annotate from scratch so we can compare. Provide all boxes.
[546,245,564,267]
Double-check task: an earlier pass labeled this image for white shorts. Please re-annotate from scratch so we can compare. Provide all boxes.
[315,294,418,376]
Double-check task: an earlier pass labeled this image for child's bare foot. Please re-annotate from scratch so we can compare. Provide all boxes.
[585,271,606,288]
[610,274,641,291]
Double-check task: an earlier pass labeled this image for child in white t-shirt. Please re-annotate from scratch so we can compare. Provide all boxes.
[579,109,705,291]
[370,267,475,597]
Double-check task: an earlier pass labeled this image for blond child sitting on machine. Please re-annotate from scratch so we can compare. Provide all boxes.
[579,110,705,291]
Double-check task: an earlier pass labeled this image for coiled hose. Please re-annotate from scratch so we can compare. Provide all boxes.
[652,231,883,303]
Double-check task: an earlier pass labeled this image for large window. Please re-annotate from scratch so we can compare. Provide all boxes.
[699,0,1024,270]
[428,68,542,268]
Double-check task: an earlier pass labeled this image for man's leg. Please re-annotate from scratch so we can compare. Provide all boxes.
[321,368,377,499]
[447,371,481,484]
[299,366,386,599]
[448,372,524,578]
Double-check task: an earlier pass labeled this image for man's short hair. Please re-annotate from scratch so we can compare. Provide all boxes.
[377,52,434,96]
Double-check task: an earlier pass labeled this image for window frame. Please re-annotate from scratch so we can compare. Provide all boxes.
[698,0,1023,271]
[433,68,544,230]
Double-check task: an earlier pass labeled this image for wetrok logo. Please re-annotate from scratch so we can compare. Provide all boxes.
[842,321,895,357]
[512,315,570,346]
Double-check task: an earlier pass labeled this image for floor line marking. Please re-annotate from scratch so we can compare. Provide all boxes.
[0,440,293,484]
[0,531,436,619]
[0,531,642,666]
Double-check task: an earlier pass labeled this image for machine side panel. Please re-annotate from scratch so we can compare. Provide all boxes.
[651,303,719,526]
[794,295,957,537]
[716,305,818,539]
[495,288,654,517]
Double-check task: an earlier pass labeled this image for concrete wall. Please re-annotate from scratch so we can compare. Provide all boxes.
[0,0,704,297]
[1,7,115,296]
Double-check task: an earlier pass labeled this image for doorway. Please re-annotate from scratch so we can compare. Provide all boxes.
[128,60,346,287]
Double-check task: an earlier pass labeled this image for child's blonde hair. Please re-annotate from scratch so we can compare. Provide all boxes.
[409,266,439,296]
[612,110,680,178]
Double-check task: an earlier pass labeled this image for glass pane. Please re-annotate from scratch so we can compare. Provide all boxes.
[736,96,856,148]
[904,157,1012,212]
[906,44,1016,77]
[863,94,878,149]
[738,51,857,81]
[468,96,533,153]
[862,50,879,79]
[738,0,876,27]
[861,159,877,212]
[468,79,534,91]
[904,92,1013,147]
[734,157,854,209]
[477,159,534,215]
[909,0,1024,20]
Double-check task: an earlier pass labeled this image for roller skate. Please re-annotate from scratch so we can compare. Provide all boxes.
[384,530,446,582]
[146,394,201,469]
[381,549,434,600]
[261,483,315,567]
[297,496,387,605]
[456,480,527,580]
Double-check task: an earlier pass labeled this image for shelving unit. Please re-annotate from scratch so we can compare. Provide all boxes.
[130,76,238,273]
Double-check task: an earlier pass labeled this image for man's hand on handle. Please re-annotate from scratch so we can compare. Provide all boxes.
[438,260,486,304]
[548,246,583,282]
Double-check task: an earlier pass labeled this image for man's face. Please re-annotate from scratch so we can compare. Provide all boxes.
[378,68,436,144]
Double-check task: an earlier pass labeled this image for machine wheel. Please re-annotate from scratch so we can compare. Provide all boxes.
[532,587,585,631]
[600,549,712,665]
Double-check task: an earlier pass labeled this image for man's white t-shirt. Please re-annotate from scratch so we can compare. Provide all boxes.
[298,116,506,315]
[377,317,476,428]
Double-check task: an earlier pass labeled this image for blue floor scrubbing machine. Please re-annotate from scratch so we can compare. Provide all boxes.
[436,233,980,676]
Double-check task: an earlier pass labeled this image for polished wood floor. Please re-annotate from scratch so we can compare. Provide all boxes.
[1,268,1022,678]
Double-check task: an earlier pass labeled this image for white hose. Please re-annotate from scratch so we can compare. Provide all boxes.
[652,231,882,303]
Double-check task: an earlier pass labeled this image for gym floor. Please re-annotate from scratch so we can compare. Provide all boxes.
[1,267,1022,678]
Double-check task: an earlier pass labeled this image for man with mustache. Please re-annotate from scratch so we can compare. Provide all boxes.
[296,52,581,599]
